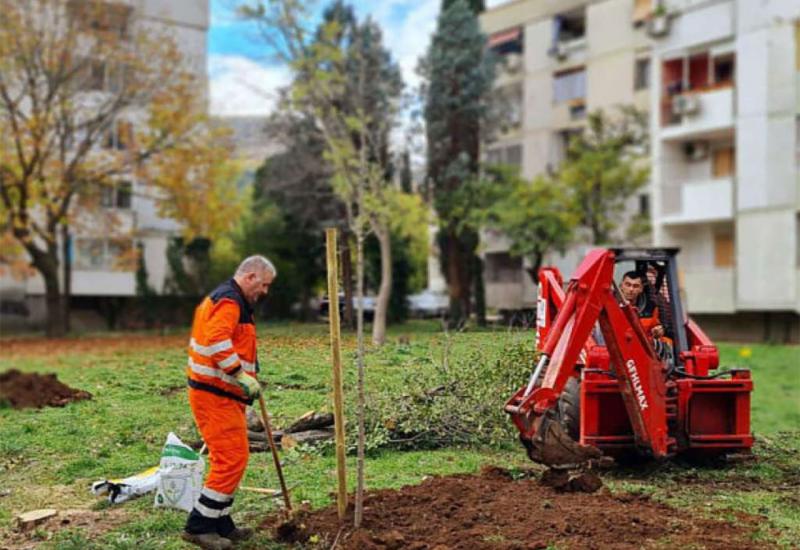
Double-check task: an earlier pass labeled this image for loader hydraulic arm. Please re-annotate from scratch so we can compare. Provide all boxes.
[505,249,672,463]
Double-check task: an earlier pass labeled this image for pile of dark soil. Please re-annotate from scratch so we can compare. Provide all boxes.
[265,466,767,549]
[0,369,91,409]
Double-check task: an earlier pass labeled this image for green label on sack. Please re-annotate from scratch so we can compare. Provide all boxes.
[161,444,200,461]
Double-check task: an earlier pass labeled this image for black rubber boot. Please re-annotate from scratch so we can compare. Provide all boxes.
[223,527,254,542]
[181,531,233,550]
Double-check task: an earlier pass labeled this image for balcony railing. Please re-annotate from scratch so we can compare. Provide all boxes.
[683,268,735,313]
[660,87,734,140]
[661,177,733,224]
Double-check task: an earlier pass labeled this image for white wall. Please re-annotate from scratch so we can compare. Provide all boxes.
[736,210,798,309]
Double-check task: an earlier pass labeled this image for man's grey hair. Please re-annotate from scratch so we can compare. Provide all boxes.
[235,255,277,278]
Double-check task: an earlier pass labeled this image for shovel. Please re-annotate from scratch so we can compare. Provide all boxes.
[256,394,293,515]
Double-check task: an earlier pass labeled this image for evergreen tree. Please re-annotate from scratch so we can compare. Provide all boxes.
[442,0,485,13]
[400,149,413,194]
[420,0,495,326]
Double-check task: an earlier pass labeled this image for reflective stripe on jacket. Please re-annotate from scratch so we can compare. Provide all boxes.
[186,279,257,403]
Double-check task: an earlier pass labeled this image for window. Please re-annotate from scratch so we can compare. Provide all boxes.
[639,194,650,217]
[713,54,735,86]
[102,119,134,150]
[549,128,582,170]
[74,239,105,270]
[505,145,522,167]
[635,58,650,90]
[80,58,126,93]
[101,181,133,209]
[713,233,734,268]
[74,238,134,271]
[68,0,132,39]
[485,144,522,168]
[116,181,132,208]
[497,83,523,129]
[553,68,586,103]
[712,147,735,178]
[485,253,522,283]
[87,59,106,91]
[569,101,586,120]
[553,9,586,44]
[485,149,503,165]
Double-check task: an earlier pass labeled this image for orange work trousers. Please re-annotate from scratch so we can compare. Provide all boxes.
[189,388,250,496]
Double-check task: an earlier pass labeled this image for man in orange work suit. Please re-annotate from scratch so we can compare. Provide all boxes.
[619,270,666,339]
[620,270,676,363]
[182,255,276,550]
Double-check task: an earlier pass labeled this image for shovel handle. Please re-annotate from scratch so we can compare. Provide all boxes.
[257,394,293,514]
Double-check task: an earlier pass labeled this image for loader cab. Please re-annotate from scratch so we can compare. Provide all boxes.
[610,248,688,364]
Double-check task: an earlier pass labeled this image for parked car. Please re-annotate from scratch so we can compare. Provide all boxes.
[319,293,376,321]
[407,289,449,318]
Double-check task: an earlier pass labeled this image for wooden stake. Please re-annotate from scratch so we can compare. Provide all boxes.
[326,228,348,521]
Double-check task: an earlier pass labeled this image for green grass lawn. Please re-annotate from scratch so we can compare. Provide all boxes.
[0,322,797,548]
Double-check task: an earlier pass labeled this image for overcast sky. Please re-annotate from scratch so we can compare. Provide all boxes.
[208,0,512,117]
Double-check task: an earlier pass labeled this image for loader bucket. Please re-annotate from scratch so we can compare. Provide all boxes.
[525,418,602,468]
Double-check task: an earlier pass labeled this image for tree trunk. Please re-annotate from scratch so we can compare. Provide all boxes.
[341,230,355,330]
[473,254,486,327]
[42,262,65,338]
[61,225,71,334]
[354,227,366,528]
[444,229,471,328]
[371,220,392,345]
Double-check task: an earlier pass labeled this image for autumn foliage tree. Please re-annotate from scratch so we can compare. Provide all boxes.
[0,0,239,335]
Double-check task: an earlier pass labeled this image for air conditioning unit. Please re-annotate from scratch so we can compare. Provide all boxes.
[683,141,709,161]
[671,93,700,117]
[647,14,670,37]
[505,53,522,73]
[548,41,569,60]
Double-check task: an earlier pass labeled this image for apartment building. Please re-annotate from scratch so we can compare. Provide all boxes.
[0,1,209,330]
[479,0,654,314]
[650,0,800,341]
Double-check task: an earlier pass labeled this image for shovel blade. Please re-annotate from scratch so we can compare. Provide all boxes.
[525,419,602,468]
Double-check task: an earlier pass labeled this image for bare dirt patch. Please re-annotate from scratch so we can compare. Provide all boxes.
[264,466,769,550]
[0,369,91,410]
[1,334,186,358]
[2,508,129,550]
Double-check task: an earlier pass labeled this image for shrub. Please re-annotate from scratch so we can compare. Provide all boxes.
[348,338,536,451]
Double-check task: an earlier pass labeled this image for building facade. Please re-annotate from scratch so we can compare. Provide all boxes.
[650,0,799,341]
[0,0,209,331]
[480,0,800,341]
[479,0,653,313]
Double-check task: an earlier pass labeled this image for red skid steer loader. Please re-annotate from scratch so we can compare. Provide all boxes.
[505,248,753,467]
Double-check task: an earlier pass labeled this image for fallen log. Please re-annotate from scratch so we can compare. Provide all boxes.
[281,428,334,449]
[285,411,334,433]
[249,441,273,453]
[248,429,283,443]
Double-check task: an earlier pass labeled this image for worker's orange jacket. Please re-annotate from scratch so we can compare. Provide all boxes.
[638,302,661,335]
[186,279,257,405]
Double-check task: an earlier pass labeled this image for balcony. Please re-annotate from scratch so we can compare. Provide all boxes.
[661,177,733,225]
[72,271,136,296]
[683,268,735,314]
[660,88,733,141]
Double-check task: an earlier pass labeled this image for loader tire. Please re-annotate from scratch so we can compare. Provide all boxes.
[556,377,580,442]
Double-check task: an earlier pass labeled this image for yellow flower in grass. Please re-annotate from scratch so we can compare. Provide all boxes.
[738,347,752,359]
